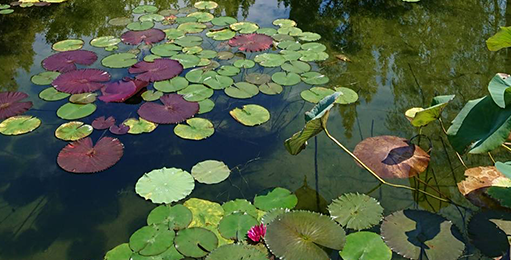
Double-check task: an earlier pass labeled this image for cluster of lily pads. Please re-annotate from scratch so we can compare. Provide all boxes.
[0,0,357,174]
[0,0,67,15]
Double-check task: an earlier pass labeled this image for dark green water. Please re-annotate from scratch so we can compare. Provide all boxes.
[0,0,507,259]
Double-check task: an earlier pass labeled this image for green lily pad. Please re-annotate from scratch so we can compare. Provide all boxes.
[136,167,195,204]
[211,16,237,26]
[335,87,359,104]
[104,243,132,260]
[299,50,329,62]
[177,84,213,102]
[381,210,464,260]
[0,116,41,136]
[328,193,383,230]
[254,53,285,67]
[265,211,346,260]
[230,104,270,126]
[222,199,258,219]
[174,118,214,140]
[171,54,201,69]
[185,69,217,83]
[278,27,303,36]
[234,59,255,69]
[198,99,215,114]
[273,19,297,28]
[147,204,193,230]
[141,90,163,102]
[174,227,218,258]
[179,7,198,14]
[246,73,271,85]
[487,186,511,208]
[108,17,131,26]
[280,50,302,61]
[102,53,138,68]
[340,232,392,260]
[164,28,185,40]
[217,51,234,60]
[150,44,182,57]
[159,9,179,16]
[187,12,214,22]
[154,77,189,93]
[174,36,203,47]
[406,95,455,127]
[301,72,329,85]
[218,212,259,240]
[139,14,164,22]
[131,246,183,260]
[301,87,334,103]
[198,58,211,67]
[184,198,225,228]
[133,5,158,14]
[39,87,70,101]
[487,26,511,51]
[203,75,233,90]
[272,72,301,86]
[57,103,96,120]
[259,83,283,95]
[0,9,13,15]
[272,34,294,42]
[299,32,321,41]
[176,16,198,24]
[123,118,157,134]
[129,225,175,256]
[127,21,154,31]
[254,187,297,211]
[90,36,121,48]
[205,29,235,41]
[191,160,230,184]
[225,82,259,99]
[261,208,289,225]
[183,46,202,55]
[206,244,267,260]
[52,39,84,51]
[55,121,93,141]
[230,22,259,34]
[217,65,240,76]
[281,61,311,74]
[69,93,96,104]
[199,50,217,59]
[194,1,218,10]
[31,71,60,85]
[257,28,278,36]
[143,54,161,62]
[177,22,207,34]
[301,42,326,52]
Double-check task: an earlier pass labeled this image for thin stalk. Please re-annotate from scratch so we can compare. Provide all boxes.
[439,118,467,169]
[502,144,511,153]
[488,152,496,164]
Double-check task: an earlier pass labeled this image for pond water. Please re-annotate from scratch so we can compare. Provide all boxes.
[0,0,508,259]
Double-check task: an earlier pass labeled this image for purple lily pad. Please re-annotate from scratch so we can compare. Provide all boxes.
[0,91,33,120]
[42,50,98,73]
[109,124,130,135]
[229,34,273,52]
[121,28,165,45]
[138,93,199,124]
[128,59,183,82]
[99,78,149,103]
[52,69,111,94]
[92,116,116,130]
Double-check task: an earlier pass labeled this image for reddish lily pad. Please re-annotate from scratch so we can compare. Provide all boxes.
[228,33,273,52]
[121,28,166,45]
[457,166,510,208]
[0,91,33,120]
[129,59,183,82]
[52,69,111,94]
[138,94,199,124]
[92,116,116,130]
[99,78,149,103]
[109,124,130,135]
[57,137,124,173]
[353,136,430,179]
[42,50,98,73]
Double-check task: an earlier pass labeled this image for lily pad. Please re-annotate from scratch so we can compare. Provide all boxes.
[52,39,84,51]
[328,193,383,230]
[229,104,270,126]
[31,71,61,85]
[177,22,207,34]
[174,118,214,140]
[0,91,33,120]
[211,16,237,26]
[257,28,277,36]
[123,118,157,134]
[217,52,234,60]
[92,116,115,130]
[121,29,165,45]
[57,137,124,173]
[185,69,216,83]
[299,32,321,42]
[245,73,270,85]
[187,12,214,22]
[108,17,131,26]
[224,82,259,99]
[139,14,164,22]
[217,65,240,76]
[261,208,289,225]
[69,93,97,104]
[222,199,258,218]
[141,90,163,102]
[218,212,259,240]
[138,94,199,124]
[335,87,359,104]
[133,5,158,14]
[228,33,273,52]
[203,75,233,90]
[254,53,285,67]
[301,72,329,85]
[184,198,225,228]
[39,87,70,101]
[174,227,218,258]
[301,42,327,52]
[171,54,201,69]
[234,59,255,69]
[90,36,121,48]
[109,124,130,135]
[56,103,96,120]
[280,50,302,61]
[191,160,230,184]
[99,78,149,103]
[0,116,41,136]
[277,40,301,50]
[273,19,297,28]
[135,167,195,204]
[281,60,311,74]
[55,121,93,141]
[147,204,193,230]
[164,28,185,40]
[127,21,154,31]
[129,59,183,82]
[194,1,218,9]
[272,72,301,86]
[206,244,267,260]
[198,99,215,114]
[154,77,189,93]
[105,243,132,260]
[254,187,297,211]
[299,51,329,62]
[52,69,110,94]
[178,84,214,102]
[230,22,259,34]
[42,50,97,73]
[259,83,283,95]
[150,44,182,57]
[381,210,464,260]
[340,232,392,260]
[265,211,346,260]
[301,87,335,103]
[143,54,161,62]
[129,225,175,256]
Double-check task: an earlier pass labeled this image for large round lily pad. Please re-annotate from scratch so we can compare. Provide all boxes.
[254,53,285,67]
[151,44,182,57]
[206,29,236,41]
[42,50,97,73]
[0,116,41,136]
[272,72,301,86]
[230,22,259,34]
[102,53,138,68]
[56,103,96,120]
[147,204,192,231]
[340,232,392,260]
[31,71,61,85]
[206,244,267,260]
[121,29,165,45]
[154,77,189,93]
[259,83,283,95]
[90,36,120,48]
[177,84,213,102]
[138,94,199,124]
[301,72,329,85]
[129,226,175,256]
[230,104,270,127]
[52,39,84,51]
[281,60,311,74]
[52,69,110,94]
[194,1,218,9]
[174,118,214,140]
[133,5,158,14]
[265,211,346,260]
[127,21,154,31]
[218,212,259,240]
[198,99,215,114]
[253,187,297,211]
[328,193,383,230]
[55,121,93,141]
[381,210,464,260]
[129,59,183,82]
[191,160,230,184]
[174,227,218,258]
[99,78,149,103]
[0,91,33,120]
[136,167,195,204]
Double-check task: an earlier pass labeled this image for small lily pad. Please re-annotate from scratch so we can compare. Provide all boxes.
[222,199,258,218]
[191,160,230,184]
[57,103,96,120]
[254,187,297,211]
[141,90,163,101]
[174,118,214,140]
[133,5,158,14]
[129,225,175,256]
[340,232,392,260]
[280,50,302,61]
[184,198,225,228]
[187,12,214,23]
[39,87,70,101]
[150,44,182,57]
[217,65,240,76]
[52,39,84,51]
[272,72,301,86]
[177,22,207,34]
[90,36,121,48]
[154,77,189,93]
[299,32,321,41]
[301,42,327,52]
[135,167,195,204]
[254,53,285,67]
[69,93,97,104]
[127,21,155,31]
[246,73,271,85]
[139,14,165,22]
[203,75,233,90]
[301,87,334,103]
[31,71,60,85]
[259,83,283,95]
[218,212,259,240]
[335,87,359,104]
[102,53,138,68]
[301,72,329,85]
[174,227,218,258]
[299,51,329,62]
[206,244,267,260]
[164,28,185,40]
[230,22,259,34]
[273,19,297,28]
[147,204,193,230]
[230,104,270,126]
[198,99,215,114]
[55,121,93,141]
[257,28,278,36]
[328,193,383,230]
[178,84,214,102]
[234,59,255,69]
[194,1,218,10]
[174,36,203,47]
[225,82,259,99]
[211,16,237,26]
[277,40,301,51]
[0,116,41,136]
[281,60,311,74]
[105,243,132,260]
[217,52,234,60]
[123,118,157,134]
[171,54,201,69]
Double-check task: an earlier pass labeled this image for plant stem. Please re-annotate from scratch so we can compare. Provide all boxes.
[502,144,511,153]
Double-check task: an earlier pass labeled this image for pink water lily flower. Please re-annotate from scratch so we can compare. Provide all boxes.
[247,224,266,242]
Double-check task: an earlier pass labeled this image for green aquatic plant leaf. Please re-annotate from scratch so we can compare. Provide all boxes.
[487,26,511,51]
[301,42,327,52]
[56,103,96,120]
[280,50,302,61]
[187,12,214,23]
[108,17,131,26]
[217,65,240,76]
[259,83,283,95]
[177,22,207,34]
[150,43,182,56]
[257,28,277,36]
[265,211,346,260]
[339,232,392,260]
[52,39,84,51]
[154,77,189,93]
[194,1,218,10]
[299,51,328,62]
[133,5,158,14]
[174,227,218,258]
[69,93,97,104]
[198,99,215,114]
[139,14,164,22]
[273,19,297,28]
[211,16,237,26]
[246,73,271,85]
[203,75,233,90]
[192,160,230,184]
[218,212,259,240]
[281,60,311,74]
[254,187,297,211]
[147,204,193,230]
[254,53,285,67]
[185,69,216,83]
[298,32,321,42]
[261,208,289,225]
[278,27,302,36]
[0,116,41,136]
[102,53,138,68]
[178,84,213,101]
[206,244,267,260]
[271,72,301,86]
[496,161,511,180]
[405,95,455,127]
[301,87,334,104]
[174,118,214,140]
[230,104,270,126]
[171,54,201,69]
[222,199,258,218]
[90,36,121,48]
[277,40,301,51]
[328,193,383,230]
[31,71,60,85]
[301,72,329,85]
[488,73,511,108]
[335,87,359,104]
[230,22,259,34]
[184,198,225,228]
[127,21,154,31]
[135,167,195,204]
[129,225,175,256]
[381,210,464,260]
[164,28,185,40]
[0,9,13,15]
[105,243,132,260]
[234,59,255,69]
[143,54,161,62]
[141,90,163,102]
[225,82,259,99]
[123,118,157,134]
[39,87,70,101]
[487,186,511,208]
[55,121,93,141]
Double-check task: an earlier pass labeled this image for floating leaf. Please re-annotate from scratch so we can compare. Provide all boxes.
[52,69,110,94]
[185,69,216,83]
[328,193,383,230]
[31,71,61,85]
[217,65,240,76]
[194,1,218,9]
[280,50,302,61]
[150,44,182,57]
[164,28,185,40]
[273,34,294,42]
[488,186,511,208]
[281,60,311,74]
[406,95,455,127]
[254,187,297,211]
[121,29,165,45]
[136,167,195,204]
[261,208,289,225]
[457,166,510,208]
[225,82,259,99]
[141,90,163,102]
[468,210,511,258]
[259,83,282,95]
[254,53,285,67]
[277,40,301,51]
[174,227,218,258]
[299,32,321,42]
[273,19,297,28]
[301,42,326,52]
[230,22,259,34]
[230,104,270,127]
[108,17,131,26]
[39,87,70,101]
[139,13,164,22]
[301,87,334,103]
[0,91,33,120]
[265,211,346,260]
[90,36,121,48]
[228,34,273,52]
[109,124,130,135]
[57,137,124,173]
[191,160,230,184]
[52,39,84,52]
[203,75,233,90]
[211,16,237,26]
[299,51,328,62]
[102,53,138,68]
[133,5,158,14]
[69,93,97,104]
[187,12,214,22]
[55,121,93,141]
[198,99,215,114]
[56,103,96,120]
[340,232,392,260]
[271,72,301,86]
[487,27,511,51]
[206,244,267,260]
[184,198,225,228]
[0,116,41,136]
[177,22,207,34]
[335,87,359,104]
[217,52,234,60]
[246,73,271,85]
[129,59,183,82]
[171,54,201,69]
[205,28,236,41]
[0,9,13,14]
[174,118,214,140]
[154,77,189,93]
[174,36,203,47]
[301,72,329,85]
[42,50,97,73]
[104,243,132,260]
[99,78,149,103]
[138,94,199,124]
[381,210,464,260]
[222,199,258,218]
[218,212,259,240]
[178,84,214,102]
[147,204,192,230]
[123,118,157,134]
[129,225,174,256]
[234,59,255,69]
[92,116,115,130]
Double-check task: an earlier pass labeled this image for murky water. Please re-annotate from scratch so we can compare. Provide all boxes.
[0,0,508,259]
